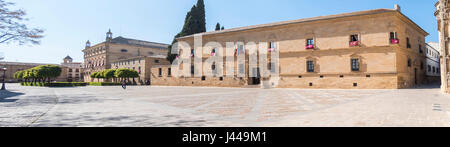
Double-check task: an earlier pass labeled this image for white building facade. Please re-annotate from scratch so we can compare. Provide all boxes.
[425,42,440,77]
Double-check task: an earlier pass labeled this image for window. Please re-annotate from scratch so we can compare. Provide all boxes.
[238,64,245,74]
[307,61,314,72]
[155,60,160,63]
[236,44,245,56]
[390,32,398,40]
[438,68,441,73]
[211,62,217,75]
[76,69,80,72]
[428,65,432,72]
[419,45,423,53]
[351,59,360,72]
[202,76,206,81]
[406,38,411,48]
[121,49,128,53]
[268,62,276,73]
[407,59,412,67]
[269,42,277,52]
[148,52,154,55]
[306,39,314,49]
[433,67,436,73]
[191,65,195,75]
[158,68,162,77]
[350,34,359,47]
[350,34,359,42]
[219,77,223,81]
[307,39,314,45]
[340,75,344,78]
[69,69,73,72]
[168,68,171,76]
[420,62,424,70]
[211,48,217,56]
[353,83,358,87]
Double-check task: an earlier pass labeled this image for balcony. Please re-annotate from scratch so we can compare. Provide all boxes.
[349,41,359,47]
[305,45,314,49]
[390,39,400,44]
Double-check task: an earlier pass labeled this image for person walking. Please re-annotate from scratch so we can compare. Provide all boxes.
[122,80,127,90]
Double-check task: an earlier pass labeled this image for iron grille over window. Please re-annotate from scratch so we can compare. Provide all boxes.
[307,61,314,72]
[351,59,360,71]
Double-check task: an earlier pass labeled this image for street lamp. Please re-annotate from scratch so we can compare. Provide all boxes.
[1,67,6,90]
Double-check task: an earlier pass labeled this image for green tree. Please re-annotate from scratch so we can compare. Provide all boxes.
[90,72,98,82]
[167,0,206,63]
[14,70,24,81]
[215,23,221,31]
[221,26,225,30]
[102,69,116,82]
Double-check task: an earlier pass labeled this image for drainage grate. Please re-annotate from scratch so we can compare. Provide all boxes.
[433,104,443,111]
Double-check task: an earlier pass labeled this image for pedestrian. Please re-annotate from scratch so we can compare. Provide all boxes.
[122,80,127,90]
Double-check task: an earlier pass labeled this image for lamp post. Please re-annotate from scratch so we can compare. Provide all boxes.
[1,67,6,90]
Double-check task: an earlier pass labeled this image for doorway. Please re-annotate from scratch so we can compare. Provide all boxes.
[250,68,261,85]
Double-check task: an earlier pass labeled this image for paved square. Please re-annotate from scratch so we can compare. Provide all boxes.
[1,83,450,127]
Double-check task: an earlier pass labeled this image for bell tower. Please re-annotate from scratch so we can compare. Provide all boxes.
[106,29,113,41]
[85,40,91,49]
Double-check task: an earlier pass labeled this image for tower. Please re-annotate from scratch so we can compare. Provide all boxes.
[106,29,113,41]
[85,40,91,49]
[64,55,73,64]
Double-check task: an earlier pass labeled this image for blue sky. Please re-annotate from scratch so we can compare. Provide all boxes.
[0,0,439,64]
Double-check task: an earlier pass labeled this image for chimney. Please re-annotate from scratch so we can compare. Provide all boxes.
[394,4,401,12]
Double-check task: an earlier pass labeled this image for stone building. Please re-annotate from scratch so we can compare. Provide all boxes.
[425,43,441,77]
[0,62,68,83]
[110,56,170,84]
[153,5,428,89]
[82,29,169,82]
[436,0,450,93]
[61,56,84,82]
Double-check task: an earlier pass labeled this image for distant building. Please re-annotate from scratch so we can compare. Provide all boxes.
[61,55,84,82]
[82,29,169,82]
[425,43,441,84]
[0,62,67,83]
[425,43,440,77]
[0,55,84,83]
[110,56,170,84]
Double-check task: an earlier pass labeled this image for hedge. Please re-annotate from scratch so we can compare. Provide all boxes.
[89,82,122,86]
[20,82,88,87]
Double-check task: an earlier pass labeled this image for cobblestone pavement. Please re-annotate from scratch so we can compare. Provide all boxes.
[1,84,450,127]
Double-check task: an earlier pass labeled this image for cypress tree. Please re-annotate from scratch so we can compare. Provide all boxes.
[215,23,221,31]
[167,0,206,63]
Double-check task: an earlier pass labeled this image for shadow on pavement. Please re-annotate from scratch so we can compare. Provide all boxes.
[0,90,24,102]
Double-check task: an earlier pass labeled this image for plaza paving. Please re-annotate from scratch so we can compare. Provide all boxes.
[1,83,450,127]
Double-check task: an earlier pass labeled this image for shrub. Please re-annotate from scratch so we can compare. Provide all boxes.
[89,82,122,86]
[20,82,88,87]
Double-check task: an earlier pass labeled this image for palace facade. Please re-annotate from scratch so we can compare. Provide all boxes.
[82,30,169,82]
[152,5,428,89]
[436,0,450,93]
